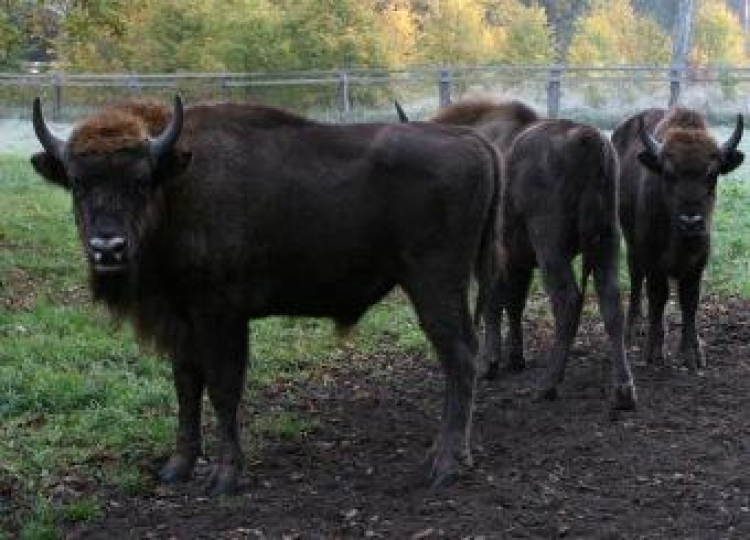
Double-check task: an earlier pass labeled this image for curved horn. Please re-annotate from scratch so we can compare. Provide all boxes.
[394,100,409,123]
[149,95,184,162]
[32,97,65,160]
[638,115,662,156]
[721,114,743,157]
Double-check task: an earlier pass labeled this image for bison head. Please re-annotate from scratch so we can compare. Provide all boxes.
[637,115,744,238]
[30,96,188,275]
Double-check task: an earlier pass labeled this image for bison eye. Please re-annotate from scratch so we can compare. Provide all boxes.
[135,177,151,195]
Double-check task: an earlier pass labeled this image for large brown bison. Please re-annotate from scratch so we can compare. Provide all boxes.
[30,96,501,493]
[612,108,743,370]
[431,100,636,409]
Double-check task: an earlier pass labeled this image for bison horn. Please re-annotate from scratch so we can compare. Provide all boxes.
[721,114,743,157]
[149,95,184,162]
[638,115,662,156]
[32,97,66,161]
[394,100,409,123]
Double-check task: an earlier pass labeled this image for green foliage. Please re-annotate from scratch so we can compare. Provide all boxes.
[567,0,670,65]
[489,1,556,64]
[0,7,24,69]
[691,0,746,66]
[418,0,498,66]
[279,0,391,69]
[5,0,748,73]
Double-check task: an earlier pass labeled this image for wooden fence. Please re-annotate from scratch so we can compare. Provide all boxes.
[1,64,749,125]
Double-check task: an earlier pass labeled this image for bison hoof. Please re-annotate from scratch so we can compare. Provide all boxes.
[682,344,706,372]
[507,352,527,372]
[642,347,665,366]
[159,454,196,484]
[612,383,637,411]
[535,385,558,401]
[205,464,240,495]
[424,441,471,490]
[484,361,500,381]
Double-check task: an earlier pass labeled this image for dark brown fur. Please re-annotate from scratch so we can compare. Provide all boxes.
[434,100,636,408]
[31,99,501,493]
[433,99,540,155]
[612,107,744,370]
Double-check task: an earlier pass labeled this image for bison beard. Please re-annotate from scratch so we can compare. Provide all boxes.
[613,107,744,371]
[430,100,636,409]
[30,97,501,494]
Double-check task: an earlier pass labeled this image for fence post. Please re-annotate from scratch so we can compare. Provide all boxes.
[337,70,351,122]
[438,69,452,106]
[669,65,683,106]
[128,75,141,96]
[52,71,63,122]
[221,76,229,101]
[547,65,562,119]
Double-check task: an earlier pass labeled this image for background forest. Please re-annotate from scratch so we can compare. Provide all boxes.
[1,0,749,73]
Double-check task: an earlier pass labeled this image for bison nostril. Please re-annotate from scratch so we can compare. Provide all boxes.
[89,236,127,253]
[678,214,704,232]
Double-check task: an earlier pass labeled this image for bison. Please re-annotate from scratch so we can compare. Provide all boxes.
[612,107,743,370]
[30,96,501,493]
[429,100,636,409]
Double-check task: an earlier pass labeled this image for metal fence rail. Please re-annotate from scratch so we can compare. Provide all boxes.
[1,65,749,125]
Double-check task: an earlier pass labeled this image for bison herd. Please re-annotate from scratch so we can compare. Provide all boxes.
[29,95,743,495]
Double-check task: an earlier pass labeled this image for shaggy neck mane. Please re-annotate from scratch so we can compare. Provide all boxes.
[432,100,539,127]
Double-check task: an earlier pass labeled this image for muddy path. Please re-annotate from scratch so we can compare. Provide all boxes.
[65,296,750,539]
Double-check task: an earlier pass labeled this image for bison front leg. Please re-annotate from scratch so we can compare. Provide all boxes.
[405,280,477,489]
[678,273,706,372]
[161,354,205,484]
[204,319,249,495]
[643,273,669,365]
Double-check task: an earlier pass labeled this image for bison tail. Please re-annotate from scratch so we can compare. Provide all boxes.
[473,140,503,327]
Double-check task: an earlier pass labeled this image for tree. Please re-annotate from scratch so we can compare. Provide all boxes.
[527,0,594,62]
[691,0,745,65]
[417,0,498,66]
[377,0,418,68]
[279,0,391,69]
[488,1,555,64]
[567,0,670,65]
[0,5,23,69]
[207,1,284,72]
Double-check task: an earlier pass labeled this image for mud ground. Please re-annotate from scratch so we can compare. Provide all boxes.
[62,295,750,539]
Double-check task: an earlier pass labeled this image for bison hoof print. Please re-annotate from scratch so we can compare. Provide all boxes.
[681,345,706,373]
[507,353,527,372]
[483,362,501,381]
[535,385,559,402]
[611,383,637,411]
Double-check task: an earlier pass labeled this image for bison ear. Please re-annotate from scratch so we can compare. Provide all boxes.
[637,150,662,174]
[30,152,69,189]
[720,150,744,175]
[154,148,192,182]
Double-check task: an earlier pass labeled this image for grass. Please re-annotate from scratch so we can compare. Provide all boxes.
[2,155,750,536]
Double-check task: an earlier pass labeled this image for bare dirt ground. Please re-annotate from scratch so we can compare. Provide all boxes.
[63,295,750,539]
